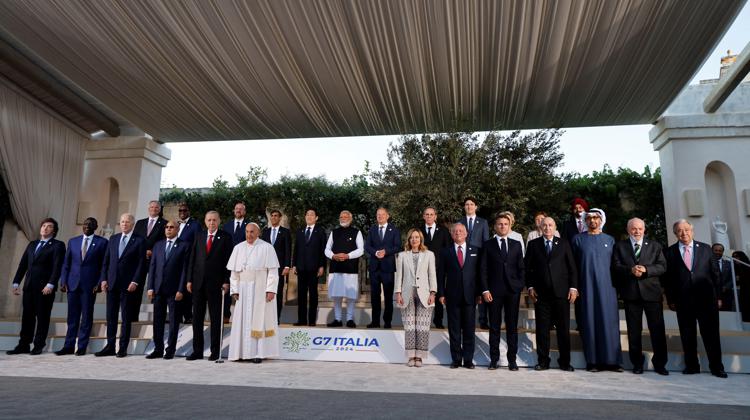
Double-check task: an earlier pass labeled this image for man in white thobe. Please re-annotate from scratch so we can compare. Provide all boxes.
[226,223,280,363]
[325,210,364,327]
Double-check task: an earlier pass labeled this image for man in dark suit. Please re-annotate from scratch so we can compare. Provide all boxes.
[291,208,327,326]
[438,223,480,369]
[663,219,726,378]
[458,197,490,329]
[613,217,669,375]
[261,209,292,321]
[56,217,108,356]
[525,217,578,372]
[96,213,146,358]
[176,202,201,324]
[146,220,190,359]
[561,198,588,246]
[221,201,248,320]
[712,243,735,311]
[419,206,451,328]
[7,218,65,355]
[364,207,401,329]
[132,200,167,322]
[186,211,233,361]
[479,214,525,371]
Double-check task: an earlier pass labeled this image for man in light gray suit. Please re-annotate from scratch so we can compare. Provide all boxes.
[458,196,490,329]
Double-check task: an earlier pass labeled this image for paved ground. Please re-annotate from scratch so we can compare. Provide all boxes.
[0,354,748,419]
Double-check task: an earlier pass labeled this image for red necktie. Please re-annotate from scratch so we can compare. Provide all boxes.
[457,246,464,268]
[206,234,214,254]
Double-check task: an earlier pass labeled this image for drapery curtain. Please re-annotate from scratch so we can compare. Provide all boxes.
[0,82,86,240]
[0,0,742,141]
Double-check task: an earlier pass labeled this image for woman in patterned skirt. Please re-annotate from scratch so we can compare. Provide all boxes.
[395,229,437,367]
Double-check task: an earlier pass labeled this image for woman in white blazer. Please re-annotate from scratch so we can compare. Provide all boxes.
[395,228,437,367]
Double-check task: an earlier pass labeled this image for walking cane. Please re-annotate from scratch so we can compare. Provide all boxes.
[217,288,226,364]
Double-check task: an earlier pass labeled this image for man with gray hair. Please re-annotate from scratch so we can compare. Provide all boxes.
[663,219,726,378]
[325,210,364,327]
[96,213,146,357]
[132,200,167,322]
[612,218,668,375]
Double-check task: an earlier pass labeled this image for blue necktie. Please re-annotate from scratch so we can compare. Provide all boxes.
[165,240,173,259]
[379,226,384,241]
[34,241,46,255]
[118,235,128,258]
[546,240,552,256]
[271,228,277,245]
[305,227,311,243]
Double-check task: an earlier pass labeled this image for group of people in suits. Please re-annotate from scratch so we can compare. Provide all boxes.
[3,196,731,378]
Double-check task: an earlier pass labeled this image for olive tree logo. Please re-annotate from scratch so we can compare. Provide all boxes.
[283,330,310,353]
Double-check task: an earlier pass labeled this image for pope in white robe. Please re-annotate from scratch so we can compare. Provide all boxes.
[226,223,280,362]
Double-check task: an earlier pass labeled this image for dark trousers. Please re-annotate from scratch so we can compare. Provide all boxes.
[535,294,571,367]
[488,293,520,363]
[126,282,144,322]
[64,287,96,350]
[152,293,179,353]
[106,289,132,351]
[624,299,668,369]
[177,291,193,323]
[296,270,319,324]
[276,268,285,322]
[433,299,445,326]
[446,302,476,364]
[370,271,394,325]
[478,302,487,325]
[676,299,724,372]
[192,285,222,356]
[18,288,55,349]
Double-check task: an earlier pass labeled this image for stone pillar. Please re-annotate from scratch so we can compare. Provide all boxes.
[650,83,750,255]
[79,136,171,235]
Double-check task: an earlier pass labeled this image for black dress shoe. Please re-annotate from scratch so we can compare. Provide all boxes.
[163,352,175,360]
[75,349,87,356]
[612,365,624,372]
[6,346,31,355]
[95,347,115,357]
[252,358,262,364]
[146,351,163,359]
[534,364,549,371]
[186,353,203,361]
[208,353,220,361]
[464,362,475,369]
[308,322,316,326]
[488,361,498,370]
[711,370,728,378]
[116,350,127,358]
[346,320,356,328]
[30,347,44,355]
[450,361,461,369]
[293,322,306,326]
[655,368,669,376]
[383,323,391,329]
[479,323,490,330]
[327,320,343,327]
[434,323,445,329]
[560,365,575,372]
[55,347,75,356]
[586,364,600,372]
[682,367,700,374]
[366,323,379,329]
[508,361,519,371]
[632,367,644,374]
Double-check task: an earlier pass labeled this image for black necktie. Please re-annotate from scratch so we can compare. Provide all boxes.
[305,227,312,243]
[500,238,507,258]
[235,221,240,233]
[427,226,432,240]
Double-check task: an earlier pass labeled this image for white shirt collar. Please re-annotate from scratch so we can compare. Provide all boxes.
[679,241,694,251]
[630,236,643,247]
[207,230,217,236]
[82,234,94,241]
[379,224,387,229]
[425,223,436,229]
[454,242,466,252]
[306,224,315,229]
[234,219,244,224]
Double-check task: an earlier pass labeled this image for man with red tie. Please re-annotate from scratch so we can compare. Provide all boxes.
[185,211,233,361]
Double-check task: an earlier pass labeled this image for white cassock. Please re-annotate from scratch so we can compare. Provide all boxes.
[226,239,280,360]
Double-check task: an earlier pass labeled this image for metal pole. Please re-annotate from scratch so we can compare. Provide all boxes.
[216,288,225,363]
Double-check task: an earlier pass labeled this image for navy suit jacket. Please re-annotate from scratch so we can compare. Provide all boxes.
[100,233,146,291]
[524,236,578,299]
[177,217,201,246]
[663,240,720,306]
[60,235,108,292]
[134,217,167,251]
[223,220,249,246]
[292,225,327,272]
[364,223,401,273]
[437,244,480,305]
[261,226,292,268]
[458,216,489,249]
[147,238,190,296]
[12,238,66,291]
[479,237,525,296]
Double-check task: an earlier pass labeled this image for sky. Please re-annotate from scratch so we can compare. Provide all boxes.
[160,5,750,188]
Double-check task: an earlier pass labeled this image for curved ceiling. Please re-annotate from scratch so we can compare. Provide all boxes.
[0,0,744,141]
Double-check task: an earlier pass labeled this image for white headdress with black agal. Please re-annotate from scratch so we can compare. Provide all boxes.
[585,208,606,229]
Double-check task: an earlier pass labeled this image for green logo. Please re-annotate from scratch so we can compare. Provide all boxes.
[283,330,310,353]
